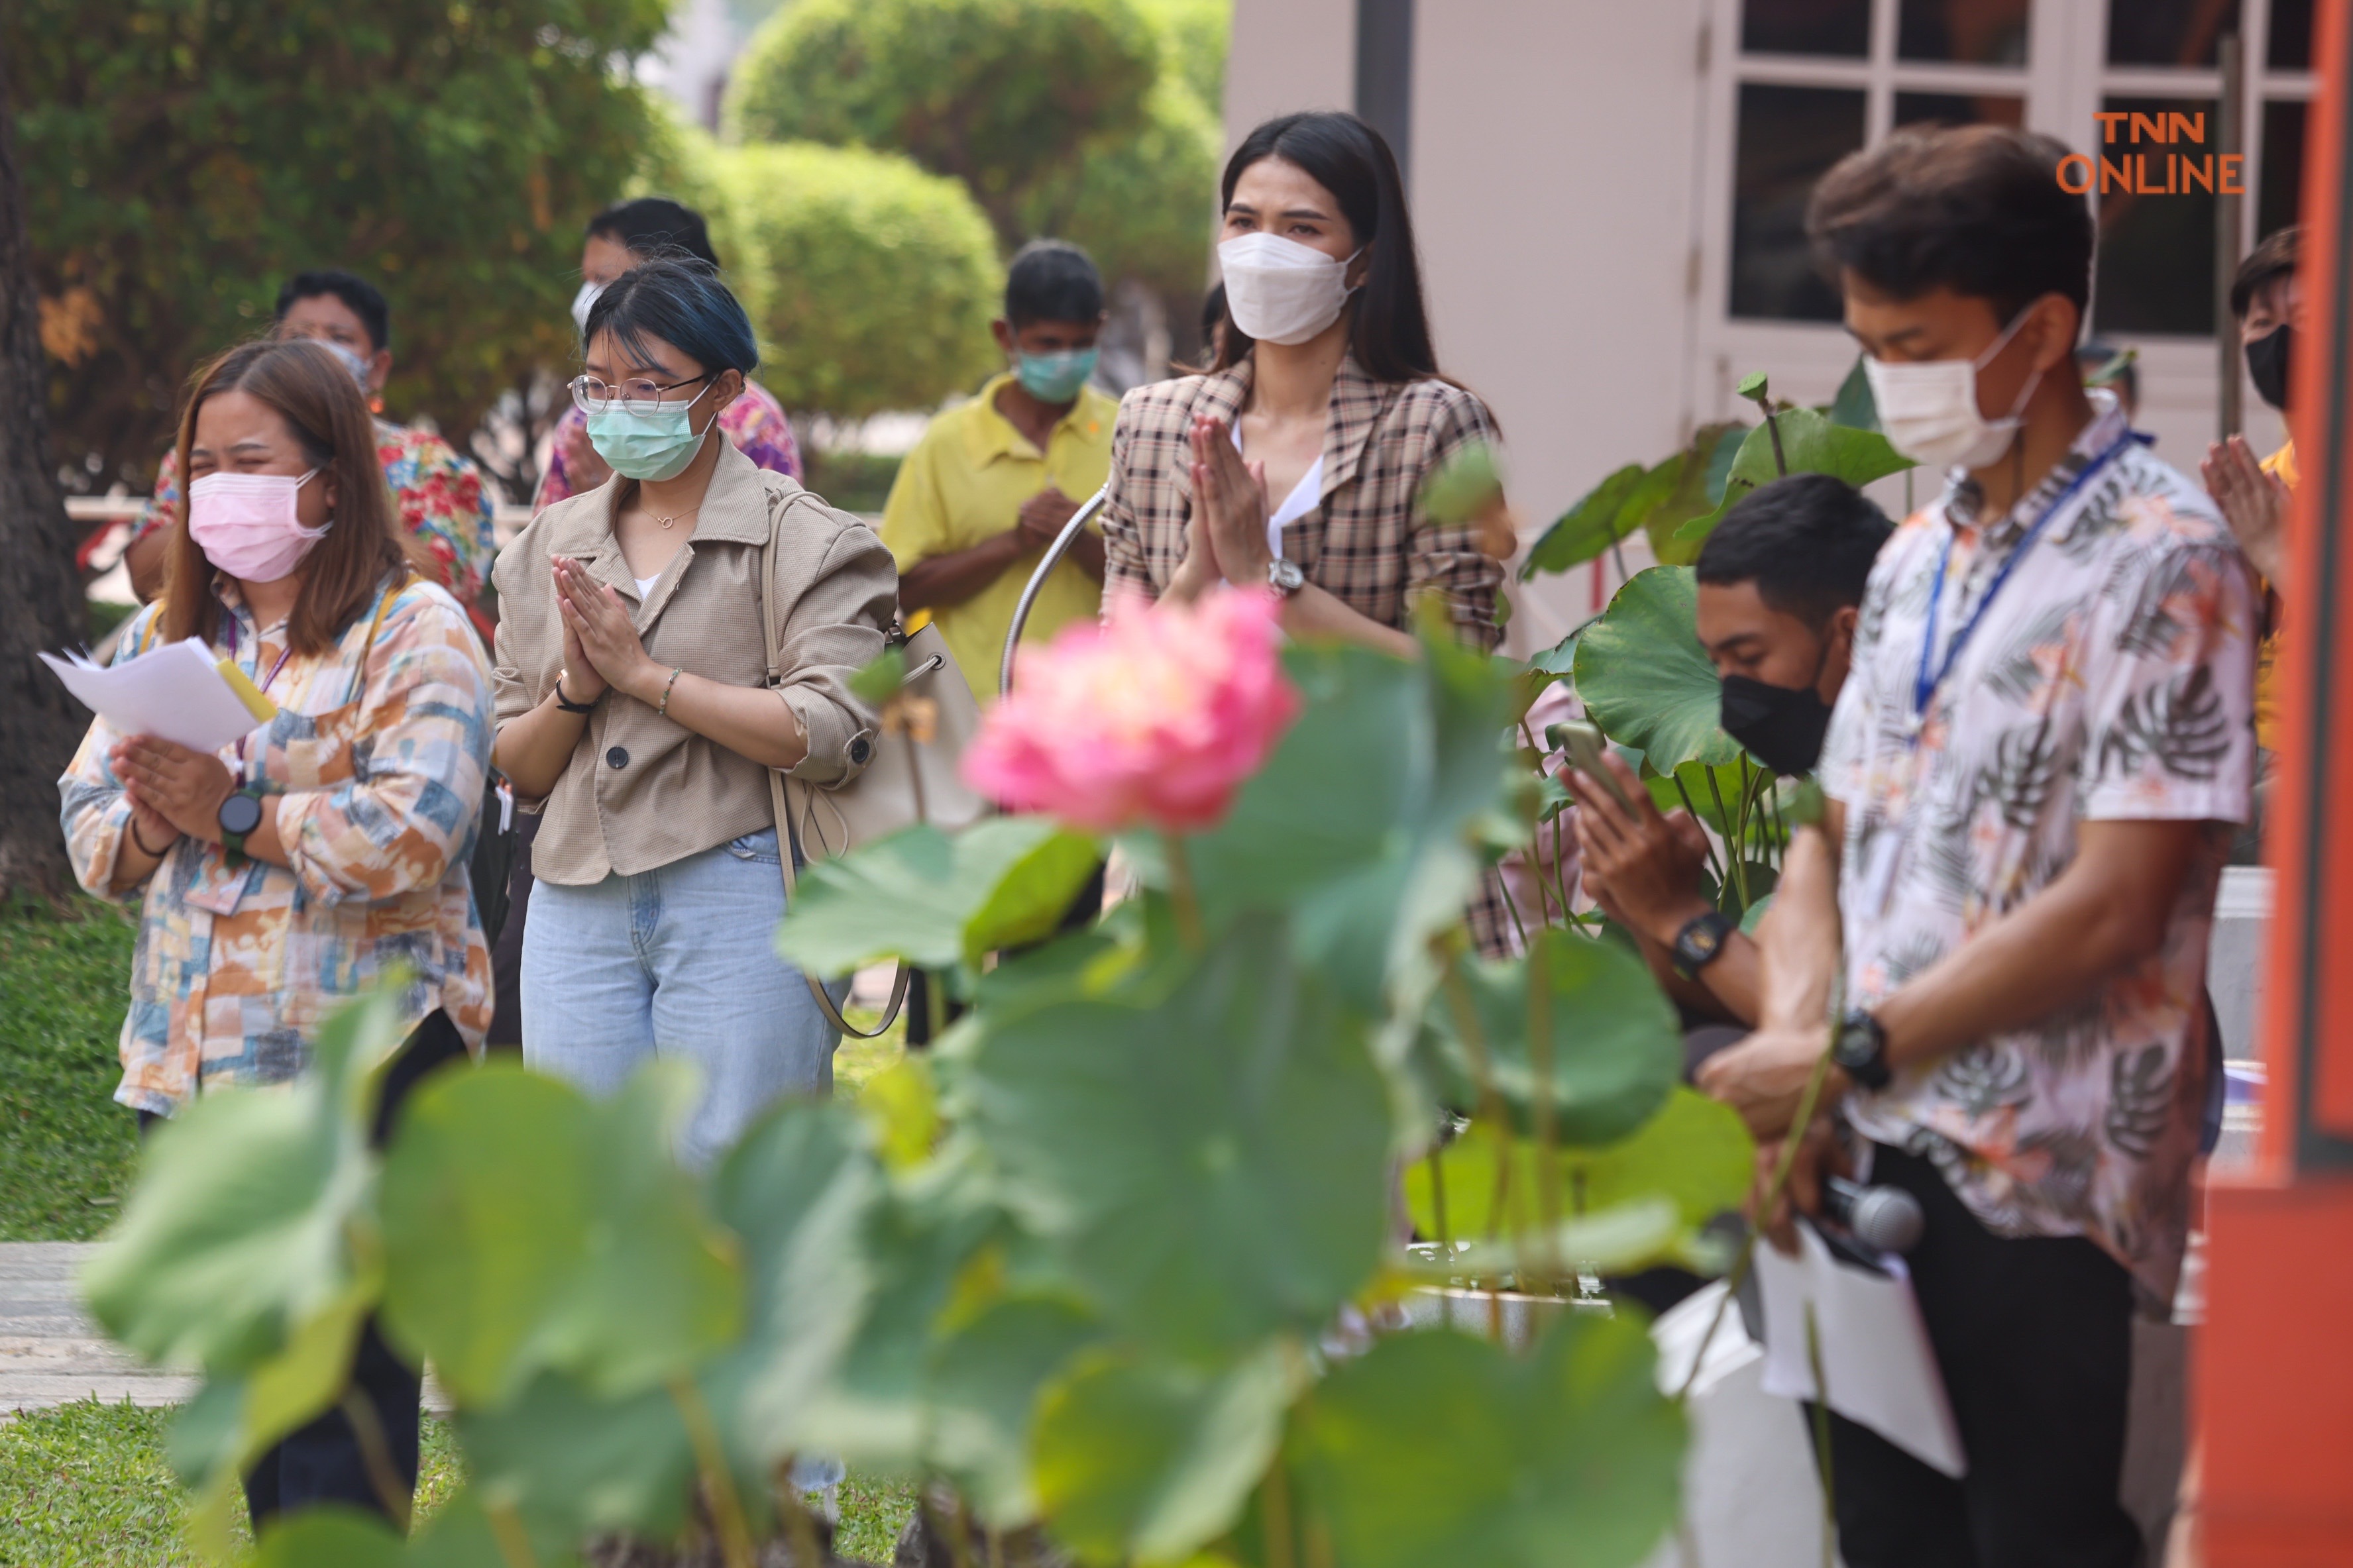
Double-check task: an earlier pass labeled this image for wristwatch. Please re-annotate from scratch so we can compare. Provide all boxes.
[1669,910,1738,979]
[217,787,266,863]
[1267,557,1306,597]
[1832,1008,1893,1092]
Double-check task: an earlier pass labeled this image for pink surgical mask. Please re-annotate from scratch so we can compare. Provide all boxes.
[187,469,329,582]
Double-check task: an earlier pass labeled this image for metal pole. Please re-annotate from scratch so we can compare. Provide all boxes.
[2219,31,2247,441]
[999,485,1110,697]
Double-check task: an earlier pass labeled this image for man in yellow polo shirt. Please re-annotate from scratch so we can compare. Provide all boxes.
[885,240,1116,702]
[2204,226,2300,753]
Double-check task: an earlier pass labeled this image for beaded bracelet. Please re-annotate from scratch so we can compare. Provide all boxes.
[657,666,683,719]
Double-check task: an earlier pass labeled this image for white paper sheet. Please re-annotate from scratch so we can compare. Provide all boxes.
[40,638,272,755]
[1753,1219,1966,1477]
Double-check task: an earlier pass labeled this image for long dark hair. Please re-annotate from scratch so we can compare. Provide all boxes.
[162,339,419,654]
[1212,111,1439,384]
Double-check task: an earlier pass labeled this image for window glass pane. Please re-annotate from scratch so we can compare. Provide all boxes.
[1898,0,2030,65]
[2105,0,2242,68]
[1730,83,1866,321]
[2259,99,2309,240]
[1893,91,2027,129]
[2268,0,2315,70]
[2092,97,2221,336]
[1742,0,1871,57]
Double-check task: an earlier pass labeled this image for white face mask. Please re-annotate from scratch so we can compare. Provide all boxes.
[1218,232,1364,346]
[571,280,604,337]
[1862,301,2050,472]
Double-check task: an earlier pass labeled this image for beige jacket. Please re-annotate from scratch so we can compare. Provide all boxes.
[492,440,897,884]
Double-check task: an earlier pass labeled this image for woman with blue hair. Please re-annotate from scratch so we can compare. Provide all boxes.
[490,256,897,1168]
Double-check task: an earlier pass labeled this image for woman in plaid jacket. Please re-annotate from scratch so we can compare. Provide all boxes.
[1101,111,1506,659]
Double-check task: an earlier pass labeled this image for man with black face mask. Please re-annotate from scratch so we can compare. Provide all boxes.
[2203,225,2299,757]
[1570,473,1889,1029]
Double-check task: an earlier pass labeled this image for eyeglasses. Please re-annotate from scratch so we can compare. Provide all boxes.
[569,372,713,416]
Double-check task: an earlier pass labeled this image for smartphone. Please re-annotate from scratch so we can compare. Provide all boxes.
[1550,719,1638,813]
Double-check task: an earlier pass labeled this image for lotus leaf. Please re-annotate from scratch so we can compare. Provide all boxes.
[949,919,1391,1357]
[1286,1314,1682,1568]
[1034,1339,1299,1565]
[1418,929,1679,1145]
[1573,568,1742,772]
[775,817,1101,976]
[378,1063,741,1407]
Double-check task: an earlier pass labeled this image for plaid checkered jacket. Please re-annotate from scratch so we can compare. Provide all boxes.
[1101,354,1517,954]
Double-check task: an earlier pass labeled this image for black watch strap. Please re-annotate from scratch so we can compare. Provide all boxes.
[1669,910,1739,979]
[1833,1008,1893,1091]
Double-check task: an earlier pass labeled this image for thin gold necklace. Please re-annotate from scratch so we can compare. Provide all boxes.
[648,504,700,531]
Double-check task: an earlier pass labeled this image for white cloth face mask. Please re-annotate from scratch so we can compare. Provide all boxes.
[1218,232,1364,346]
[1862,301,2050,472]
[571,280,604,337]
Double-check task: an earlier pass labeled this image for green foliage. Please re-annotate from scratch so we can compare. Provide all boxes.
[12,0,671,491]
[1018,74,1223,296]
[0,898,140,1240]
[1181,633,1521,1014]
[1521,424,1744,578]
[775,818,1103,975]
[716,142,1003,419]
[727,0,1161,248]
[90,613,1720,1567]
[1136,0,1232,109]
[1574,567,1743,773]
[1669,405,1913,555]
[1284,1314,1684,1568]
[1418,929,1680,1145]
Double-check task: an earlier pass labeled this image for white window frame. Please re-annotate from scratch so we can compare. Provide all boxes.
[1681,0,2316,461]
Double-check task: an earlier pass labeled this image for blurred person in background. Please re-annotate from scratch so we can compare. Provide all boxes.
[59,337,493,1532]
[883,238,1115,704]
[123,270,498,644]
[533,197,801,509]
[492,256,893,1169]
[2203,226,2301,759]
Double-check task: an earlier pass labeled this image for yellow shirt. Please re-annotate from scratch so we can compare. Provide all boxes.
[2256,440,2295,751]
[881,374,1117,703]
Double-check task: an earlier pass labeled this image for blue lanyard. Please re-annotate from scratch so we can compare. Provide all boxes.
[1912,431,2138,726]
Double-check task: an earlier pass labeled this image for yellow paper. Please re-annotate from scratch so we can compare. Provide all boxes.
[214,659,280,723]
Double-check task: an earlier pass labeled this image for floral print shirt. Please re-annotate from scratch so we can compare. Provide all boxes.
[532,378,802,511]
[1820,403,2260,1307]
[133,421,499,635]
[58,575,495,1115]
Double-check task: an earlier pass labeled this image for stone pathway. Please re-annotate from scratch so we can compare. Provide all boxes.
[0,1242,191,1413]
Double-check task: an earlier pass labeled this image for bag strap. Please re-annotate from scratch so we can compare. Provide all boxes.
[757,517,911,1040]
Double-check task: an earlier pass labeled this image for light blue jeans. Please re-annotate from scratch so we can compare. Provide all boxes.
[521,829,839,1173]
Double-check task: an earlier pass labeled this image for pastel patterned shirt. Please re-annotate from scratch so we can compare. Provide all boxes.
[533,378,802,511]
[133,422,499,631]
[1820,403,2259,1306]
[58,575,495,1115]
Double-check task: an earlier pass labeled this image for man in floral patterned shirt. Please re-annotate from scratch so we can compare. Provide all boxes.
[1699,127,2257,1567]
[123,271,499,644]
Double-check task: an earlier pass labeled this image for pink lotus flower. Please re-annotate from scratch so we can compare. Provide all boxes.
[963,587,1302,833]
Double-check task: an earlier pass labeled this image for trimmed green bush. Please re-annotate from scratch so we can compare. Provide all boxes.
[716,142,1002,420]
[725,0,1160,247]
[1020,74,1220,297]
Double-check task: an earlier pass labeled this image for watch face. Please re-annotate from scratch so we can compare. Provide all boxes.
[218,792,263,836]
[1686,926,1722,961]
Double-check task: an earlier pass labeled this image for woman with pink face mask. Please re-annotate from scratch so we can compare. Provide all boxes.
[56,336,493,1536]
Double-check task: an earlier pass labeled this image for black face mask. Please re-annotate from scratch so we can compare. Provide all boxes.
[2247,323,2293,411]
[1721,662,1835,778]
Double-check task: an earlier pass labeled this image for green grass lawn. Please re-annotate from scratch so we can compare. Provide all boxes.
[0,1402,916,1565]
[0,897,916,1563]
[0,897,140,1241]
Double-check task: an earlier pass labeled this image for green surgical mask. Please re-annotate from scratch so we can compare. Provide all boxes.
[1014,347,1098,403]
[586,398,717,482]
